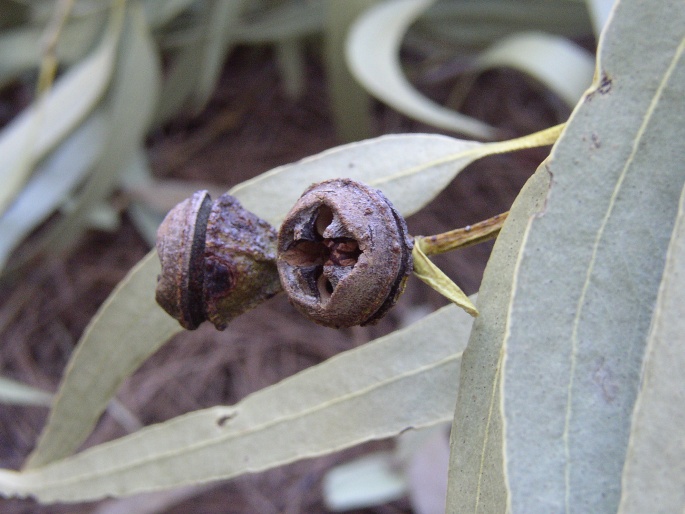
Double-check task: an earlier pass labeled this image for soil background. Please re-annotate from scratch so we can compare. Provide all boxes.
[0,42,571,513]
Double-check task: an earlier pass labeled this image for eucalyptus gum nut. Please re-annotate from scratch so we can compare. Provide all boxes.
[203,193,282,330]
[277,178,413,328]
[155,191,281,331]
[155,190,212,330]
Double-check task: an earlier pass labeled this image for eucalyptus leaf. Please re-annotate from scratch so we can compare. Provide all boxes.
[322,453,406,511]
[415,1,592,50]
[275,38,305,98]
[324,0,375,142]
[3,303,471,502]
[345,0,496,139]
[586,0,616,37]
[412,240,478,316]
[232,124,562,227]
[616,185,685,514]
[0,377,53,408]
[446,161,552,513]
[40,1,160,256]
[25,4,163,468]
[0,12,105,85]
[24,253,181,470]
[233,0,324,43]
[0,2,124,216]
[448,0,685,511]
[0,112,106,271]
[474,31,595,107]
[189,0,247,113]
[25,126,560,471]
[142,0,196,28]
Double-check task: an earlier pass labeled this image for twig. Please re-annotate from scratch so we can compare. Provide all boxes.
[416,211,509,256]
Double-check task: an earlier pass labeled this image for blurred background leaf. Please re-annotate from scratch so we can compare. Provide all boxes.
[0,0,598,276]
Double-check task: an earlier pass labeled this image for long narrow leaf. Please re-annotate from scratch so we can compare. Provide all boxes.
[0,377,52,408]
[446,164,553,513]
[346,0,495,139]
[0,112,107,270]
[25,3,163,469]
[474,32,594,108]
[1,303,472,502]
[0,2,124,216]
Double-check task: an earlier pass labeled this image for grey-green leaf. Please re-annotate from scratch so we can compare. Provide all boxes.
[473,31,594,108]
[24,253,181,470]
[616,185,685,514]
[446,163,552,513]
[447,0,685,512]
[0,112,107,270]
[0,3,123,216]
[0,377,53,408]
[345,0,496,139]
[2,304,472,503]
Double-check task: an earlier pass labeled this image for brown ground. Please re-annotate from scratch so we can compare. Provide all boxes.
[0,44,569,513]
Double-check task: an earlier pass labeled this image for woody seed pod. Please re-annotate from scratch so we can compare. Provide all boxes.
[277,178,413,328]
[156,190,282,330]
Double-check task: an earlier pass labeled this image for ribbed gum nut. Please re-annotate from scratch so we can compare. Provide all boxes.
[202,193,282,330]
[277,178,413,328]
[155,191,282,330]
[156,191,211,330]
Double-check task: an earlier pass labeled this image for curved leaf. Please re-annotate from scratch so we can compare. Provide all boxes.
[24,253,181,470]
[2,303,472,503]
[232,124,562,227]
[0,2,124,216]
[346,0,496,139]
[0,112,107,270]
[446,163,552,513]
[29,1,160,261]
[474,31,594,107]
[189,0,248,113]
[324,0,375,142]
[416,1,592,49]
[25,3,163,468]
[233,0,324,43]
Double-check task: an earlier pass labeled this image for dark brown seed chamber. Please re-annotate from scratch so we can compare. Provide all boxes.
[277,178,413,328]
[156,191,282,330]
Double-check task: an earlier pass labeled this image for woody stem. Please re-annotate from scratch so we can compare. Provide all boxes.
[416,211,509,256]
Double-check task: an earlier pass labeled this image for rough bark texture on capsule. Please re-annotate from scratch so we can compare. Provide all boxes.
[156,191,281,330]
[277,178,413,328]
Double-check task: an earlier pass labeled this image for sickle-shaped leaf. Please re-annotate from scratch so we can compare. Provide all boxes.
[446,162,552,513]
[0,303,471,503]
[0,377,53,408]
[345,0,496,140]
[232,124,562,227]
[0,2,124,216]
[25,2,162,469]
[473,31,595,108]
[0,112,107,270]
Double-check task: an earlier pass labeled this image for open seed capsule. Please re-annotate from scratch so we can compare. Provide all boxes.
[277,178,413,328]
